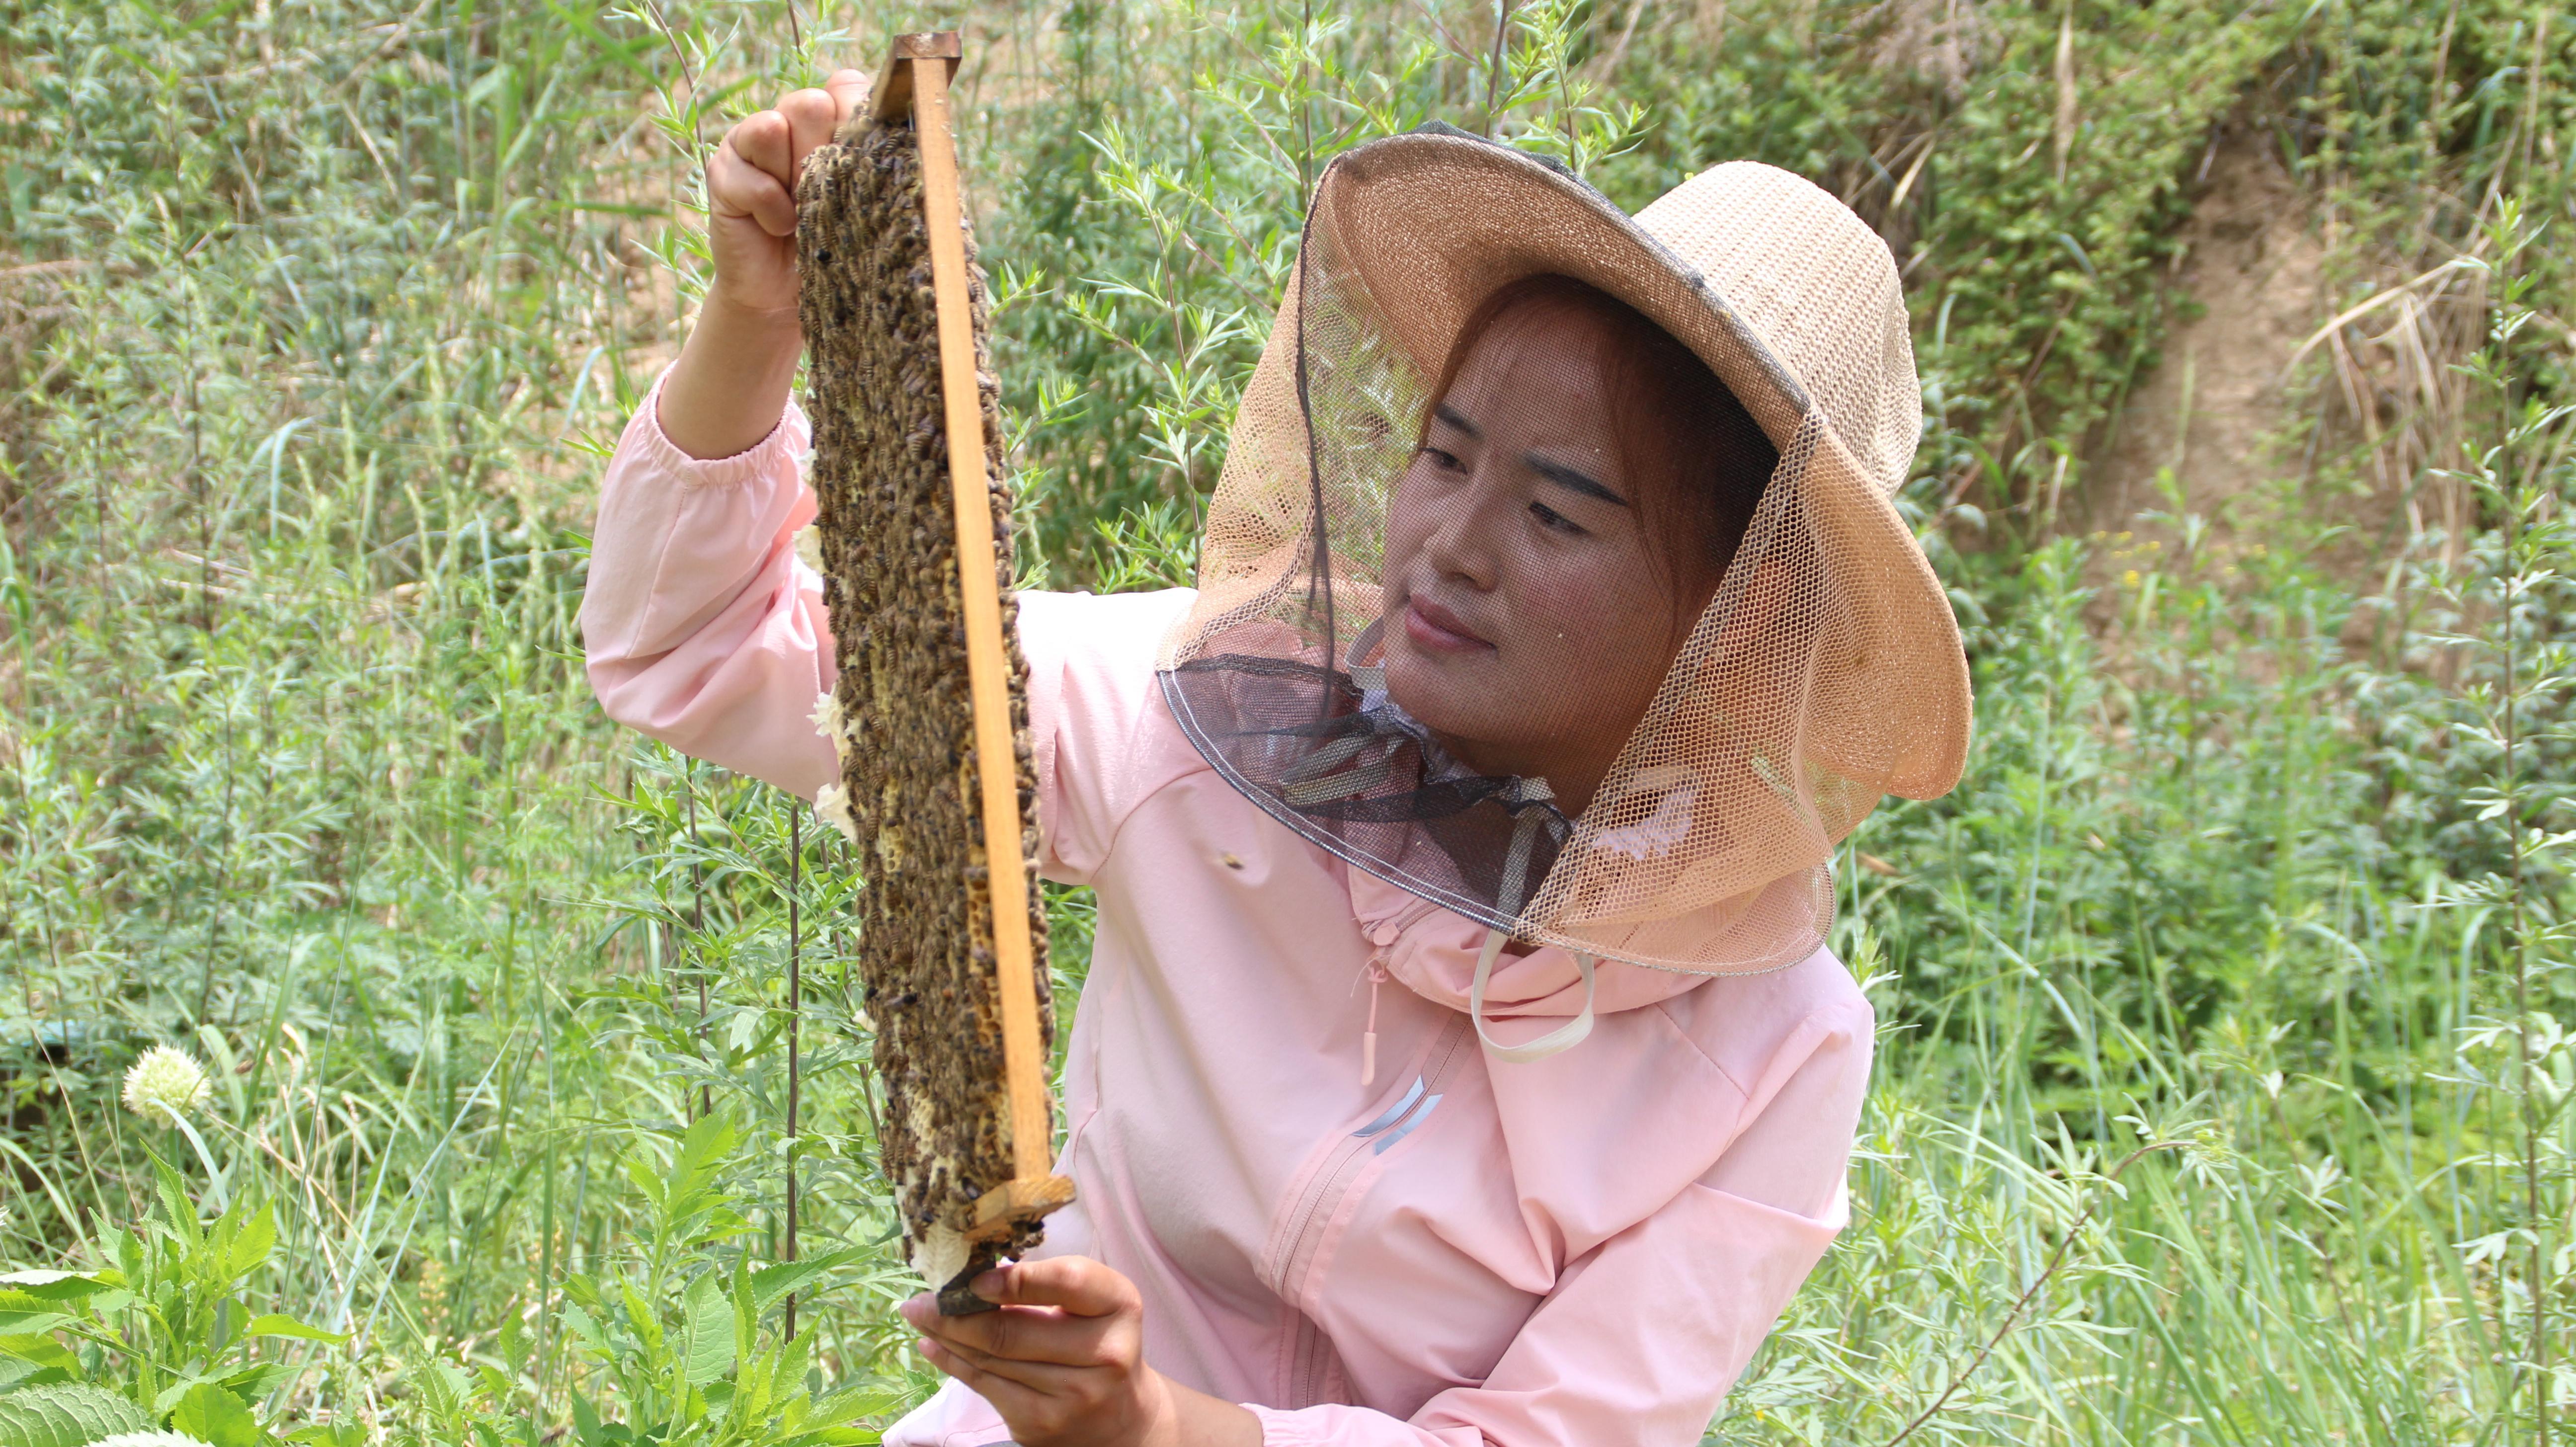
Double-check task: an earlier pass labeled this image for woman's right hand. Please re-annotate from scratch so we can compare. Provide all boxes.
[657,69,870,461]
[704,69,873,322]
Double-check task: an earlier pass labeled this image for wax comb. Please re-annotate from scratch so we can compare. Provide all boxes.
[795,29,1073,1317]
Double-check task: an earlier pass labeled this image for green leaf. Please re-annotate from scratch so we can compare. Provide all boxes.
[766,1382,902,1445]
[89,1435,219,1447]
[209,1363,299,1401]
[0,1350,74,1392]
[569,1392,635,1447]
[411,1362,472,1419]
[220,1208,278,1285]
[807,1387,902,1422]
[679,1274,734,1387]
[558,1302,614,1362]
[0,1286,77,1314]
[616,1283,655,1350]
[168,1383,262,1447]
[149,1160,202,1253]
[240,1314,345,1345]
[0,1272,111,1303]
[0,1297,77,1336]
[0,1382,153,1447]
[745,1254,853,1318]
[646,1112,737,1243]
[0,1332,81,1379]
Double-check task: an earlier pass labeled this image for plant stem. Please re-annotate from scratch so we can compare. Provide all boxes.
[1298,0,1314,199]
[691,777,710,1123]
[1882,1141,2185,1447]
[2498,318,2544,1447]
[785,800,803,1342]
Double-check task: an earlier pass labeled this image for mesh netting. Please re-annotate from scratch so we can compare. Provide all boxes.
[1160,127,1970,974]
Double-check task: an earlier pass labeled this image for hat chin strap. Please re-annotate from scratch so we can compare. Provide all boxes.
[1345,614,1390,695]
[1463,777,1597,1063]
[1470,928,1597,1063]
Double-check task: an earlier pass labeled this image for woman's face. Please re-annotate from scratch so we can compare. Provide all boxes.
[1379,303,1715,815]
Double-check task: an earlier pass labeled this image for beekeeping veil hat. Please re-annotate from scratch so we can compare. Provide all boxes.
[1158,125,1970,995]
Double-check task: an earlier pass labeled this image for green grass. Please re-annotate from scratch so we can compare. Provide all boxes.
[0,0,2568,1443]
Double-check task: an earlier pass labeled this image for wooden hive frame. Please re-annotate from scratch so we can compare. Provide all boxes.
[796,30,1073,1316]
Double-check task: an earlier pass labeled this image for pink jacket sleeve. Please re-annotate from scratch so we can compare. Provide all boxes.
[579,371,838,799]
[1015,586,1200,885]
[1249,995,1873,1447]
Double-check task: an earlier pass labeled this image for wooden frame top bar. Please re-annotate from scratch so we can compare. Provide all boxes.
[869,29,962,124]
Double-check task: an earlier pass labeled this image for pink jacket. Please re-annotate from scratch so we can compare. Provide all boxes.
[581,375,1876,1447]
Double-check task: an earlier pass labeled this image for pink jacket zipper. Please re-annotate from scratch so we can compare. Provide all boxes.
[1263,1012,1475,1407]
[1357,896,1442,1087]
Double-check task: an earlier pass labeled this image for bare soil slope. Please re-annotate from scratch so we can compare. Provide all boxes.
[2083,129,2328,540]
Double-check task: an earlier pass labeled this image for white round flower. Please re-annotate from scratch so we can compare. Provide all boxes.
[122,1045,212,1124]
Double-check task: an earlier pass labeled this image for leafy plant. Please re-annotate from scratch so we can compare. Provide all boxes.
[0,1160,340,1446]
[539,1115,889,1447]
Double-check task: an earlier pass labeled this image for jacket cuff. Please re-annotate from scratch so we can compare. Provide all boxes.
[628,364,810,489]
[1245,1402,1467,1447]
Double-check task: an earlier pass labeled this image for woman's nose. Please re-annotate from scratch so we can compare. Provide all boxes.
[1419,471,1507,589]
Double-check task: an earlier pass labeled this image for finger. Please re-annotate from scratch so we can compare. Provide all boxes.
[972,1257,1141,1318]
[726,106,798,190]
[916,1337,1053,1420]
[707,138,797,237]
[823,68,870,126]
[916,1300,1119,1368]
[922,1331,1099,1394]
[774,86,839,178]
[902,1291,1105,1367]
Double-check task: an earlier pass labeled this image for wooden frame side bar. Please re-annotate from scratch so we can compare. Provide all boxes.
[904,44,1057,1190]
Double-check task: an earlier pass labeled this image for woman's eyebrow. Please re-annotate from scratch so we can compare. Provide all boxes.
[1432,402,1482,439]
[1526,453,1629,506]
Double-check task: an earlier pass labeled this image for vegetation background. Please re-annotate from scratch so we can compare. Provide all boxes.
[1,0,2571,1443]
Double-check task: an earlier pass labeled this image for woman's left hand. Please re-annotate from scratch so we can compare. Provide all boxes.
[900,1256,1261,1447]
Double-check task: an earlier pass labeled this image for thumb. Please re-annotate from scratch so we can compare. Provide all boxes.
[970,1257,1136,1318]
[824,67,872,129]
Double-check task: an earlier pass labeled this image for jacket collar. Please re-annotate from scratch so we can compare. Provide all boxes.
[1346,865,1709,1022]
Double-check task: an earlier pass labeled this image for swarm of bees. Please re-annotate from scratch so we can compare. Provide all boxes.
[795,107,1055,1309]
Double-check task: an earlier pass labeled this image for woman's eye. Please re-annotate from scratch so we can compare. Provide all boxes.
[1417,446,1464,472]
[1530,501,1586,536]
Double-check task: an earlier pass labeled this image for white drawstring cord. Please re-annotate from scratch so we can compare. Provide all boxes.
[1469,928,1598,1063]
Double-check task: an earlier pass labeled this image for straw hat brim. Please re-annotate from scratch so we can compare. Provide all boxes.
[1310,129,1970,799]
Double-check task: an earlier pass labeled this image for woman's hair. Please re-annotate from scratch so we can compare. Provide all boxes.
[1425,273,1777,601]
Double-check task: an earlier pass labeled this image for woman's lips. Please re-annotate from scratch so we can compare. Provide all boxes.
[1403,596,1495,654]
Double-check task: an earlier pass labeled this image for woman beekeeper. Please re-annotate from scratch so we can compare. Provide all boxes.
[582,71,1969,1447]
